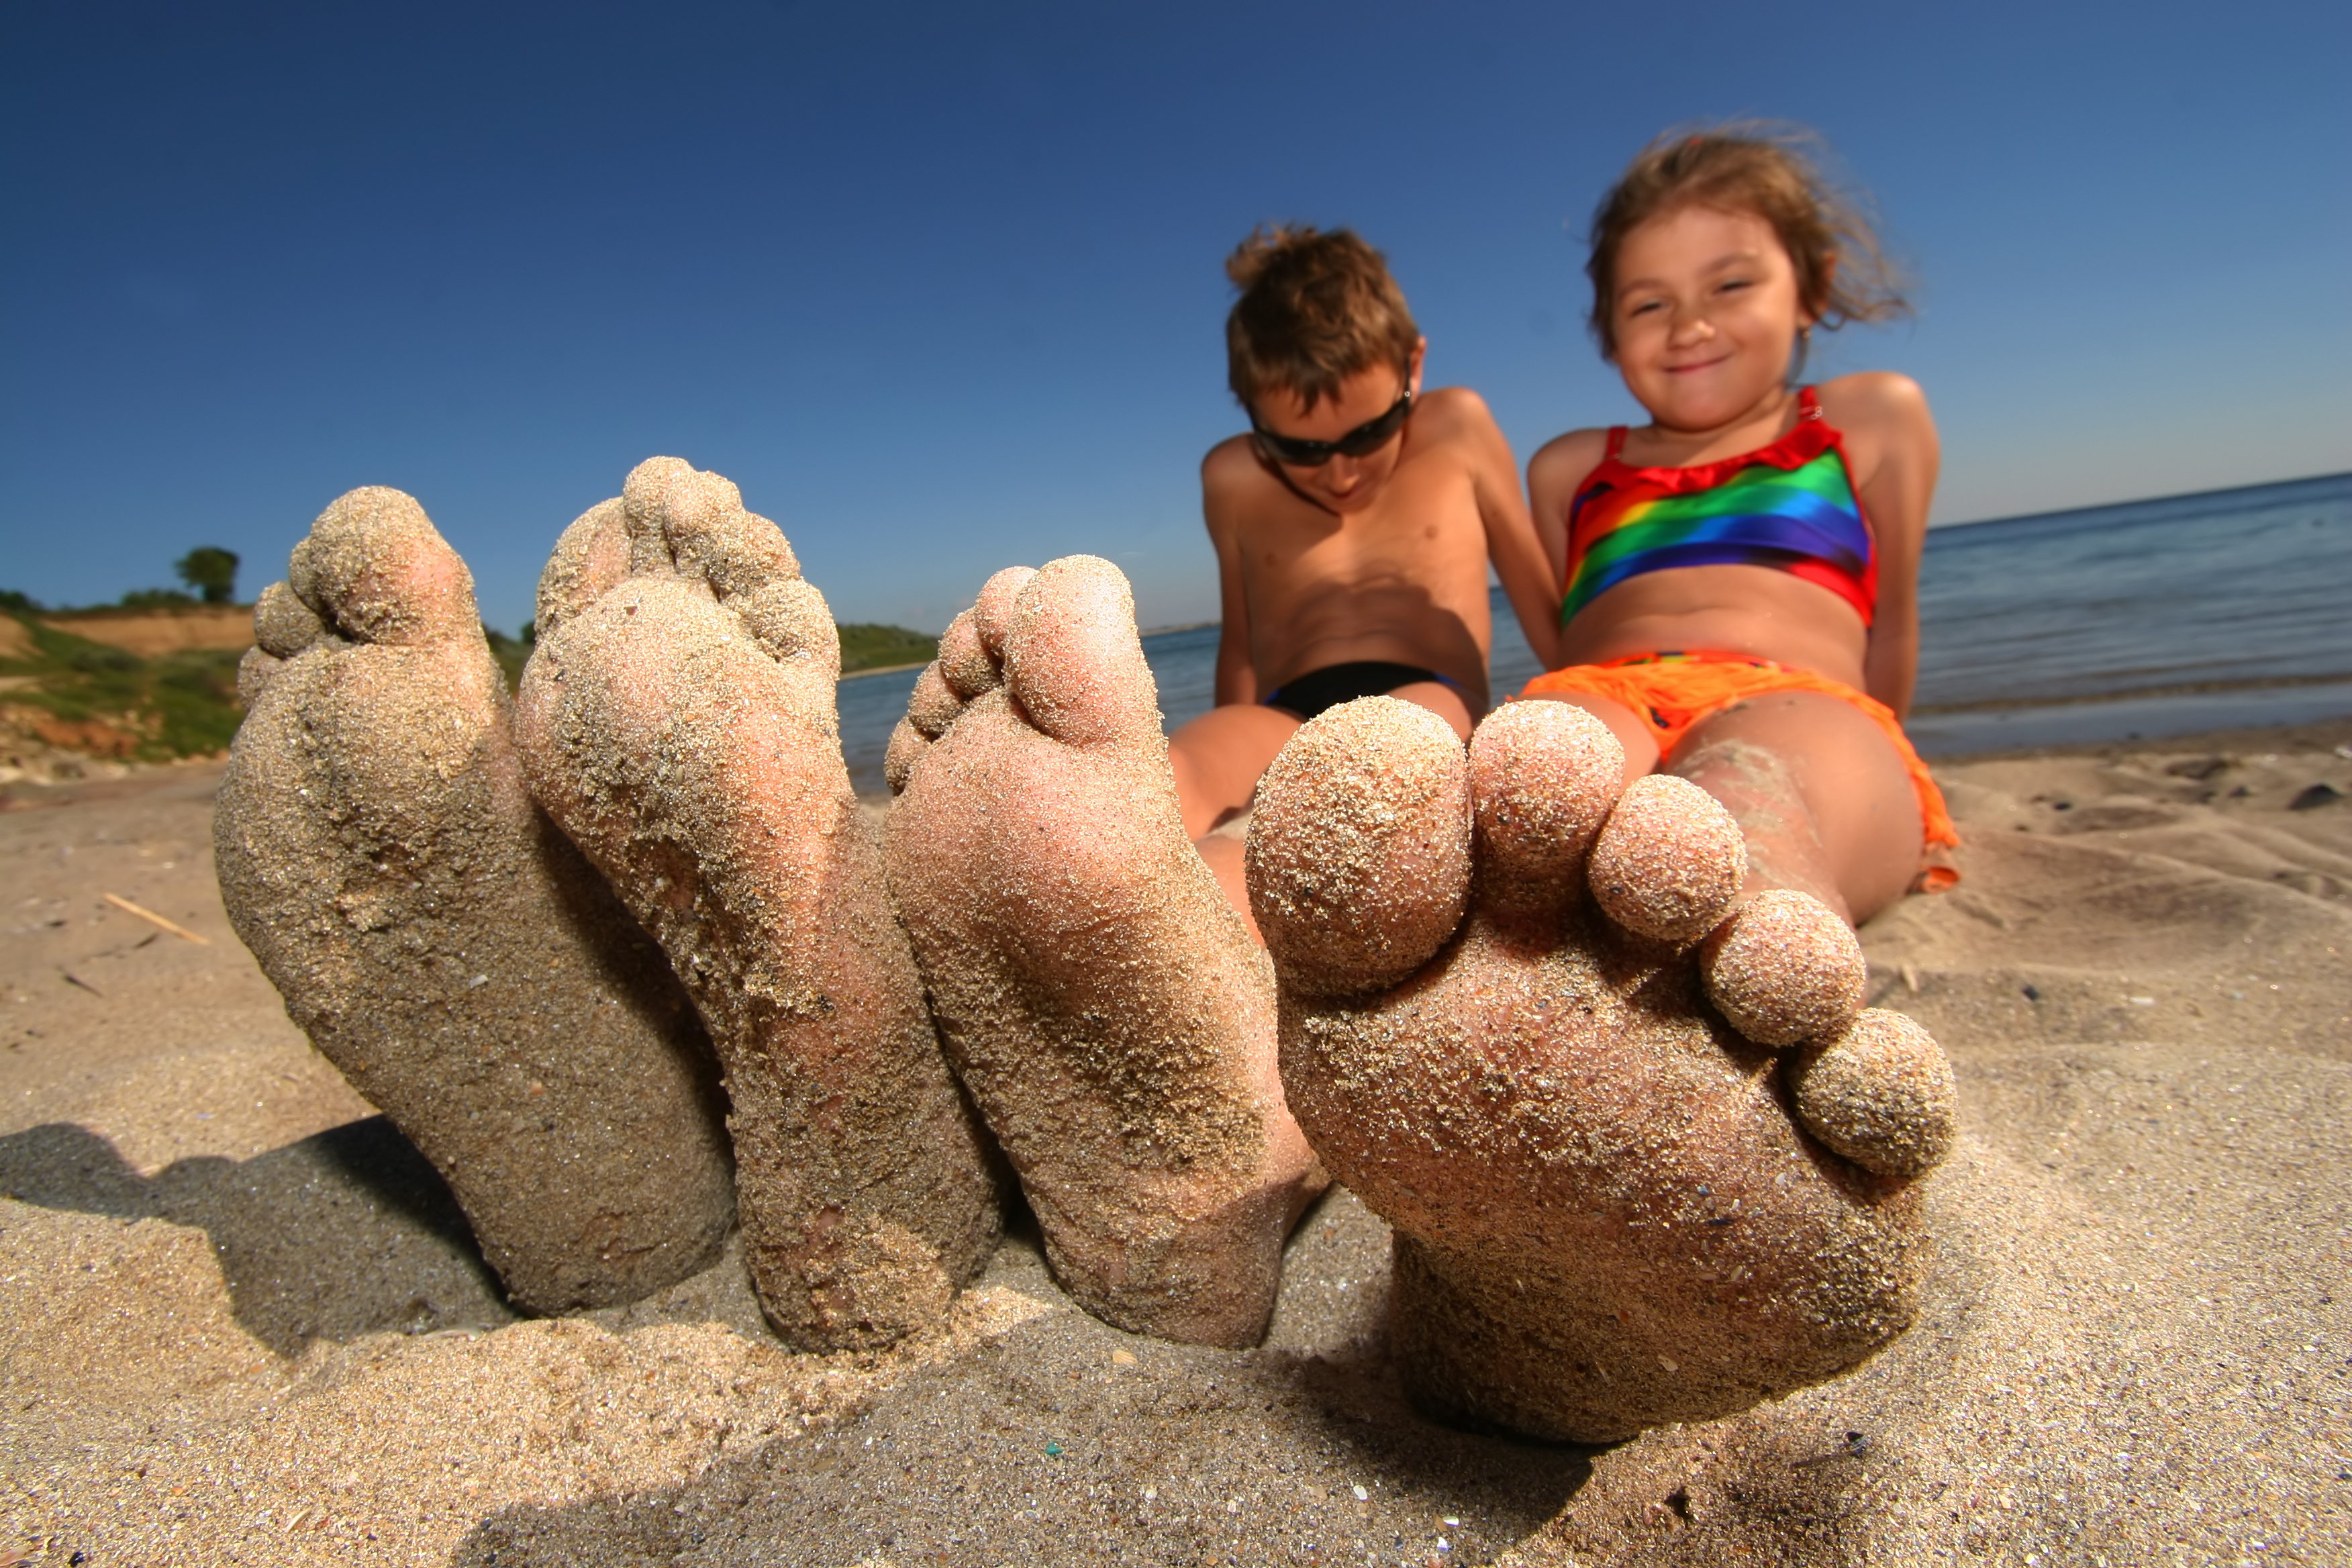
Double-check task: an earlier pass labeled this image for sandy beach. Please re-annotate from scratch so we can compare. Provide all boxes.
[3,720,2347,1566]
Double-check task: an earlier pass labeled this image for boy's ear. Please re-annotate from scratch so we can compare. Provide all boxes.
[1408,336,1429,395]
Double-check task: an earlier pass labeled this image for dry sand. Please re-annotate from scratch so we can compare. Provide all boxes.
[3,721,2349,1565]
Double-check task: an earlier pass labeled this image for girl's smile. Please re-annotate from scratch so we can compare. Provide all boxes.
[1610,205,1814,436]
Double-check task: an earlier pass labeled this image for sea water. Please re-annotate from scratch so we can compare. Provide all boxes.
[839,471,2352,793]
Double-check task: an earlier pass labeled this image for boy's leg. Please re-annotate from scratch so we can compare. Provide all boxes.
[1173,683,1477,936]
[1170,705,1300,838]
[1667,691,1924,924]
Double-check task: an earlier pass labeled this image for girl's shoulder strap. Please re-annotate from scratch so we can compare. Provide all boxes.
[1604,424,1630,457]
[1796,384,1824,421]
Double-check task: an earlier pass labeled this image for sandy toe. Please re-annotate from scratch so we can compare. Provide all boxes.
[884,556,1320,1349]
[514,458,1001,1353]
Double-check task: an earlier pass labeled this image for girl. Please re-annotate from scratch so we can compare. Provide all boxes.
[1523,127,1958,924]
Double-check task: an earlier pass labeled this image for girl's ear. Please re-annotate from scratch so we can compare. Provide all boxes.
[1803,251,1839,329]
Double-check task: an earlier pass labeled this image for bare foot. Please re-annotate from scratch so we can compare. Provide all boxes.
[1248,697,1957,1442]
[513,458,1001,1351]
[882,557,1324,1348]
[215,487,735,1314]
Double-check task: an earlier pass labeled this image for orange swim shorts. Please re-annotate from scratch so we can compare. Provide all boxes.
[1519,651,1959,891]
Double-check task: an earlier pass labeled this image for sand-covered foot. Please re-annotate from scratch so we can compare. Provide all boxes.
[514,458,1001,1352]
[215,488,735,1314]
[883,556,1323,1349]
[1248,697,1956,1442]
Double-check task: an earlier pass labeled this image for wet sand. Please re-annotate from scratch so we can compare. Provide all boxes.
[3,720,2348,1565]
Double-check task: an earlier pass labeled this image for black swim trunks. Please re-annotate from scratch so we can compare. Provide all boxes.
[1262,660,1451,722]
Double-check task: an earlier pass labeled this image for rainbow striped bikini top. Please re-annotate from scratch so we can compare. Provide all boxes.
[1562,386,1877,627]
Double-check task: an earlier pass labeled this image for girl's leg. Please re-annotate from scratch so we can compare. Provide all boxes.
[1518,690,1663,783]
[1667,691,1923,924]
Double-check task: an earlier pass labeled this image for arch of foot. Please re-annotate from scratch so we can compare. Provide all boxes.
[514,458,1003,1351]
[1247,696,1956,1442]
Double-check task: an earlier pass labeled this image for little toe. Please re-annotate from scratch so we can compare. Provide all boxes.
[287,486,482,646]
[1247,697,1472,998]
[1700,889,1867,1046]
[1001,556,1161,747]
[1587,773,1747,943]
[1786,1008,1959,1179]
[536,498,633,640]
[1468,701,1624,919]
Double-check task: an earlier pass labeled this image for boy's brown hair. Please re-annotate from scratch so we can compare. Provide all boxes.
[1225,225,1420,415]
[1586,125,1909,360]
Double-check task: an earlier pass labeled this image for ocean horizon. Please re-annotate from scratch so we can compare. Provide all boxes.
[840,470,2352,795]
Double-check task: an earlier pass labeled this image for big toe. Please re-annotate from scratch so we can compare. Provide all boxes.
[610,455,840,679]
[287,486,481,646]
[1000,556,1163,747]
[1247,697,1471,998]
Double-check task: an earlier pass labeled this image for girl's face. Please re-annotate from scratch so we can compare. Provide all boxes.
[1608,204,1814,432]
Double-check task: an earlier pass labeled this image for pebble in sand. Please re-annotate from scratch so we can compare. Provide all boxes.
[513,458,1002,1353]
[1247,697,1958,1442]
[882,556,1325,1349]
[213,487,736,1314]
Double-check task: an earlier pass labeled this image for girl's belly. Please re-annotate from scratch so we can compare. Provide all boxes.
[1555,566,1870,688]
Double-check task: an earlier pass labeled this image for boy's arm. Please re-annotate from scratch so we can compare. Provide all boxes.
[1442,390,1562,671]
[1201,444,1261,705]
[1828,373,1939,718]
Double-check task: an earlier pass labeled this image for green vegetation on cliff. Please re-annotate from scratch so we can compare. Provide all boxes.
[0,614,245,761]
[838,623,937,674]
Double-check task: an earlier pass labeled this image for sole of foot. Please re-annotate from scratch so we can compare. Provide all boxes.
[882,556,1324,1349]
[1247,697,1957,1442]
[215,487,736,1314]
[513,458,1002,1352]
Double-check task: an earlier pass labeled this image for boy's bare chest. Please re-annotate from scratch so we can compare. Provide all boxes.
[1241,465,1484,585]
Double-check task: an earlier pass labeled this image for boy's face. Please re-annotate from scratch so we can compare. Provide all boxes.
[1249,340,1427,514]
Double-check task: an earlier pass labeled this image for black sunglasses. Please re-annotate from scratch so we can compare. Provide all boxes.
[1251,387,1414,467]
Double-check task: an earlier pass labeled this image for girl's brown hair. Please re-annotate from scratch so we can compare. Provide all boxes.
[1225,225,1420,414]
[1586,125,1909,360]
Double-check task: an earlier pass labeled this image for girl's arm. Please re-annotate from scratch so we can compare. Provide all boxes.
[1200,446,1261,706]
[1525,428,1612,657]
[1825,374,1940,718]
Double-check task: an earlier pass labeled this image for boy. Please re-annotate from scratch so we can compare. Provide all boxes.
[1175,226,1561,917]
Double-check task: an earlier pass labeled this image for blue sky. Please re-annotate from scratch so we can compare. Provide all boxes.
[3,0,2347,635]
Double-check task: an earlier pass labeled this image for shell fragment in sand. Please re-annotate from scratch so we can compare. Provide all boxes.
[101,892,209,944]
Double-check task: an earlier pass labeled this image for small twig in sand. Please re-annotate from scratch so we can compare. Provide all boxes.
[1792,1430,1871,1469]
[61,970,104,997]
[101,892,209,945]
